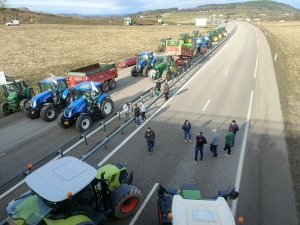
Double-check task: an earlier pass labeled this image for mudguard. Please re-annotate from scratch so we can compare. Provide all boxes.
[108,183,131,209]
[97,93,108,103]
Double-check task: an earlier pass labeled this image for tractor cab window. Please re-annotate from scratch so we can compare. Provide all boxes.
[57,80,67,93]
[139,54,148,61]
[6,83,17,93]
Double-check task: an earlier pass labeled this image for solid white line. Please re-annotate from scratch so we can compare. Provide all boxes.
[97,29,237,167]
[0,180,25,200]
[202,100,211,112]
[129,183,159,225]
[254,53,259,79]
[257,39,259,50]
[231,90,254,217]
[224,70,228,76]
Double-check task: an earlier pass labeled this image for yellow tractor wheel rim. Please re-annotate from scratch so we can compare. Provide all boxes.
[173,66,178,74]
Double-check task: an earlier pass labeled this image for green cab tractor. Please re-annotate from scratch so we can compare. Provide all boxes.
[149,54,178,81]
[0,79,34,116]
[218,26,227,37]
[158,37,172,52]
[179,33,192,43]
[6,156,143,225]
[207,30,219,42]
[190,30,201,40]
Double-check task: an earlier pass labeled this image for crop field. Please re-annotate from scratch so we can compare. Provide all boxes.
[260,21,300,220]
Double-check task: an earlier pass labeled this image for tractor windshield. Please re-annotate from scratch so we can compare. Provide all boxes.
[203,36,210,41]
[139,54,148,61]
[157,57,167,64]
[6,83,18,93]
[43,80,67,93]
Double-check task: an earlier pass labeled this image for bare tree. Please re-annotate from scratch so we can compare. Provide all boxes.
[0,0,8,8]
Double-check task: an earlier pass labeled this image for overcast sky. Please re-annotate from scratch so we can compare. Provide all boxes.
[7,0,300,15]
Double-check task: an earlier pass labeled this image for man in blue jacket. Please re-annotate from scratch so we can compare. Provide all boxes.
[229,120,239,147]
[194,131,207,163]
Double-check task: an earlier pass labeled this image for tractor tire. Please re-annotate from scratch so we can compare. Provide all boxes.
[113,186,143,219]
[76,114,92,132]
[0,103,12,116]
[57,112,72,129]
[172,65,178,75]
[100,98,114,117]
[131,66,138,77]
[101,81,110,93]
[109,79,116,90]
[19,99,29,111]
[24,108,39,119]
[162,71,170,80]
[142,66,149,77]
[40,105,58,122]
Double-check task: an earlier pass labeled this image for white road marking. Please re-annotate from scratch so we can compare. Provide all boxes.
[224,70,228,76]
[202,100,211,112]
[231,90,254,217]
[254,53,259,78]
[257,39,259,50]
[235,55,237,59]
[240,46,242,49]
[110,91,119,96]
[129,183,159,225]
[0,180,25,200]
[256,32,258,38]
[0,153,5,157]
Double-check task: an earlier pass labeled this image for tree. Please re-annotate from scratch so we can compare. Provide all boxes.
[0,0,8,8]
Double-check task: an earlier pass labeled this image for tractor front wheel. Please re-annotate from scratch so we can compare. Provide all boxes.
[101,81,110,93]
[40,105,58,122]
[76,114,92,132]
[100,98,114,117]
[131,66,138,77]
[0,102,12,116]
[114,186,143,219]
[162,71,170,80]
[24,108,39,119]
[57,112,72,129]
[19,99,30,111]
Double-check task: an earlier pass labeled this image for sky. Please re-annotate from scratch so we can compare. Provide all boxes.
[7,0,300,15]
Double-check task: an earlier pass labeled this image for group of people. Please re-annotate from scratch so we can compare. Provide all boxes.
[123,101,147,127]
[152,79,169,100]
[182,120,239,163]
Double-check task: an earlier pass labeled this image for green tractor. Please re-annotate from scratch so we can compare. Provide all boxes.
[207,30,219,42]
[190,30,201,40]
[179,33,193,43]
[158,37,172,52]
[218,26,227,37]
[6,156,143,225]
[149,54,178,81]
[0,79,34,116]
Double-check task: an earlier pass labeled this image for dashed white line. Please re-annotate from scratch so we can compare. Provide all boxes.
[224,70,228,76]
[202,100,211,112]
[235,55,237,59]
[254,53,259,79]
[129,183,159,225]
[257,39,259,50]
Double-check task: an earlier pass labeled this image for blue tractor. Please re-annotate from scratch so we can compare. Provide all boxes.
[131,51,157,77]
[57,81,114,132]
[24,77,73,122]
[194,34,212,54]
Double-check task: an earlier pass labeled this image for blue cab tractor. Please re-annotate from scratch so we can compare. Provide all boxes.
[131,51,157,77]
[24,77,74,122]
[194,35,212,54]
[57,81,114,132]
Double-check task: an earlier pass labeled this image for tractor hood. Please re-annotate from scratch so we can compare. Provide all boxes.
[154,63,165,70]
[30,91,52,108]
[137,60,147,69]
[64,98,87,118]
[6,191,52,225]
[7,92,18,102]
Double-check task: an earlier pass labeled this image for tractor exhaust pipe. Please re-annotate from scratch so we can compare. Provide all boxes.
[100,172,110,212]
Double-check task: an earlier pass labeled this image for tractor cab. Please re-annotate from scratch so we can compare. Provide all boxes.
[39,77,68,98]
[74,81,102,108]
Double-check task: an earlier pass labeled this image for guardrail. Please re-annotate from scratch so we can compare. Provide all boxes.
[0,23,237,197]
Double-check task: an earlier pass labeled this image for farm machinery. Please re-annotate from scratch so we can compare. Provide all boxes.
[6,156,143,225]
[158,37,172,52]
[207,30,219,42]
[149,54,178,81]
[190,30,201,39]
[24,76,73,121]
[0,79,34,116]
[131,51,157,77]
[218,26,227,37]
[57,81,114,132]
[157,183,240,225]
[194,34,212,54]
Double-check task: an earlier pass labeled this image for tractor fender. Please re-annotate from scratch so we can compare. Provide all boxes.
[97,93,108,103]
[108,183,131,209]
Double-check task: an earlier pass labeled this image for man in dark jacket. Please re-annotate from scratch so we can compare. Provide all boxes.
[156,79,161,94]
[194,131,207,163]
[144,127,155,155]
[163,82,169,100]
[134,103,141,127]
[229,120,239,147]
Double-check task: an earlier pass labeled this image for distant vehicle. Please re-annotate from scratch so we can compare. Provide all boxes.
[162,23,168,26]
[119,57,137,68]
[177,23,182,26]
[6,20,19,26]
[224,20,228,23]
[279,19,285,23]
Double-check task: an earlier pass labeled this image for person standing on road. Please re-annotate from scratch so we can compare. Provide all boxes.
[144,127,155,155]
[229,120,239,147]
[182,120,193,143]
[141,101,147,121]
[210,128,220,158]
[134,103,141,127]
[156,79,161,95]
[222,129,234,156]
[163,81,169,100]
[194,131,207,163]
[123,102,130,123]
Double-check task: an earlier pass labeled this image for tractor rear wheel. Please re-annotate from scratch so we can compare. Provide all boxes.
[113,186,143,219]
[101,81,110,93]
[131,66,138,77]
[143,66,149,77]
[57,112,72,129]
[40,105,58,122]
[76,114,92,132]
[162,71,170,80]
[109,79,116,90]
[19,99,30,111]
[100,98,114,117]
[0,103,12,116]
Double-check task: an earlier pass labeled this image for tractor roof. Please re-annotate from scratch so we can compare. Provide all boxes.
[158,53,169,58]
[42,77,66,84]
[74,81,101,91]
[172,195,236,225]
[5,79,24,85]
[26,156,97,202]
[138,51,153,55]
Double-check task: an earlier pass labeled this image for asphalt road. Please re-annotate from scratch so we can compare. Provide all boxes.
[0,21,297,225]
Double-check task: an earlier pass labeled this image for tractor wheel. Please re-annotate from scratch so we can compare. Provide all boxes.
[109,79,116,90]
[143,66,149,77]
[113,186,143,219]
[57,112,72,129]
[20,99,30,111]
[76,114,92,132]
[162,71,170,80]
[172,65,178,75]
[40,105,58,122]
[131,66,138,77]
[0,103,12,116]
[24,108,39,119]
[100,98,114,117]
[101,81,110,93]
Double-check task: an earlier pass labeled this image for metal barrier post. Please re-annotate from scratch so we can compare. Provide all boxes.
[103,122,106,132]
[81,134,88,145]
[118,111,121,121]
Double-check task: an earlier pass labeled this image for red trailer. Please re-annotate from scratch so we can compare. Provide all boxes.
[66,63,118,93]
